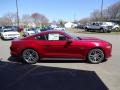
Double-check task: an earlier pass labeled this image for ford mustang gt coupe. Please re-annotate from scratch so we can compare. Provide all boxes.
[10,30,112,64]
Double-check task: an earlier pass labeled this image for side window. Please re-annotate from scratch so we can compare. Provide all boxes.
[95,23,99,26]
[48,33,68,40]
[35,34,48,40]
[93,23,95,25]
[35,33,68,40]
[48,34,59,40]
[59,34,68,40]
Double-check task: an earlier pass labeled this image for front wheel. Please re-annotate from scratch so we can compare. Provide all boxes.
[107,30,111,33]
[22,49,39,64]
[85,28,89,32]
[87,49,104,64]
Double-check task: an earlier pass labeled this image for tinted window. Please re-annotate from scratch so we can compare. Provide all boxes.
[36,33,68,40]
[35,34,48,40]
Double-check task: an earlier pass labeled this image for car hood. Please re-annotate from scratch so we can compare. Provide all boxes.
[81,37,99,40]
[101,25,113,27]
[27,31,35,33]
[2,31,20,35]
[80,37,105,42]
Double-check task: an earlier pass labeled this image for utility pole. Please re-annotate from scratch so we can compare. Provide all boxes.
[101,0,103,21]
[16,0,19,28]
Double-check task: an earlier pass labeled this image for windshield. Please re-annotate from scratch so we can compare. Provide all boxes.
[27,29,35,31]
[3,29,16,32]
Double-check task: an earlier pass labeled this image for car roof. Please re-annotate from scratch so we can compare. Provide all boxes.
[40,30,65,33]
[22,30,70,40]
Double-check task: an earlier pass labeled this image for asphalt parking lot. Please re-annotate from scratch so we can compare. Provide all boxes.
[0,32,120,90]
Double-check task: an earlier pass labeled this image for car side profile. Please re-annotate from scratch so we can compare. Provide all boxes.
[84,22,113,33]
[10,30,112,64]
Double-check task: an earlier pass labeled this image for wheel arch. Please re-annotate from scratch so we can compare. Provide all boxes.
[20,47,42,58]
[86,47,105,59]
[86,47,106,63]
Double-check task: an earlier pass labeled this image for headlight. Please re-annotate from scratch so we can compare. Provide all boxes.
[4,35,7,36]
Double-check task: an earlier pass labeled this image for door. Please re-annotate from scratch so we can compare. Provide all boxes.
[35,32,83,58]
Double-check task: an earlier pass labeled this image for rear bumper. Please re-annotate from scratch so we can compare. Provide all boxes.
[10,46,21,57]
[10,51,19,57]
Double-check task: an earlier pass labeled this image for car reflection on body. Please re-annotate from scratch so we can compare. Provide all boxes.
[10,30,112,64]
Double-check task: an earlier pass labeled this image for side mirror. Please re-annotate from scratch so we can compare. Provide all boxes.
[67,39,73,43]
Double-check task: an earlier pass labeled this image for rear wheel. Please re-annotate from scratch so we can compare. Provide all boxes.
[107,30,111,33]
[22,49,39,64]
[1,36,5,40]
[114,27,119,32]
[87,49,104,64]
[100,28,104,33]
[85,28,89,32]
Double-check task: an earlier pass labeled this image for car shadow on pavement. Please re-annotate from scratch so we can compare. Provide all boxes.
[8,56,107,64]
[0,60,108,90]
[8,56,87,64]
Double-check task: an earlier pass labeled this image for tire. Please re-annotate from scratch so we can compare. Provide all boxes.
[22,49,39,64]
[85,28,89,32]
[1,36,5,40]
[87,49,104,64]
[115,27,119,32]
[107,30,111,33]
[100,28,104,33]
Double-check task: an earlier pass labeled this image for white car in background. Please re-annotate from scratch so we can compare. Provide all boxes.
[1,28,20,40]
[35,28,41,34]
[54,27,65,31]
[111,23,120,32]
[23,28,36,37]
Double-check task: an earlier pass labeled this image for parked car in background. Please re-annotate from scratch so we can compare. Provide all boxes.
[75,24,85,29]
[1,28,20,40]
[0,26,2,36]
[23,28,36,37]
[10,30,112,64]
[40,26,53,31]
[111,23,120,32]
[84,22,113,33]
[34,27,41,34]
[54,26,65,31]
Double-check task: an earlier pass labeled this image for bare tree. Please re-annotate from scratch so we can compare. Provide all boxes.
[40,15,49,25]
[79,18,90,25]
[22,14,32,27]
[58,20,66,27]
[31,13,49,26]
[87,1,120,22]
[90,9,101,22]
[107,2,120,19]
[4,12,17,25]
[0,17,12,26]
[51,20,58,25]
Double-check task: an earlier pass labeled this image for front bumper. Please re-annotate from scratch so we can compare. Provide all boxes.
[3,35,20,40]
[104,45,112,58]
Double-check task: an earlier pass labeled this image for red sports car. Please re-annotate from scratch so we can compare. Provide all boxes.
[10,30,112,64]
